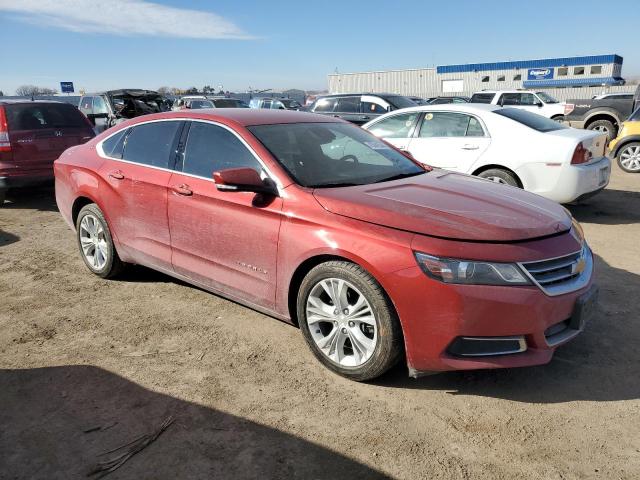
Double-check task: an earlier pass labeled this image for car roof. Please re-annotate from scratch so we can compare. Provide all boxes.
[385,103,501,114]
[0,99,69,105]
[316,93,406,98]
[121,109,341,127]
[472,90,539,95]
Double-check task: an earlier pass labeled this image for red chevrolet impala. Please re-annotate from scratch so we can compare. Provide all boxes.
[54,109,597,381]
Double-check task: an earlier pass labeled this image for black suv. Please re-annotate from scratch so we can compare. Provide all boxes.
[306,93,417,125]
[78,89,171,133]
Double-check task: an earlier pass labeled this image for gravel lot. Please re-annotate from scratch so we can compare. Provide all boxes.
[1,164,639,479]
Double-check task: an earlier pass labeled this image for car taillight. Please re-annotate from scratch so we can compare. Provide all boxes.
[564,103,575,115]
[0,106,10,152]
[571,143,592,165]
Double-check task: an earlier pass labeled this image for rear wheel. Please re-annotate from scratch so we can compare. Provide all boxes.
[297,261,403,381]
[76,203,124,278]
[587,119,616,141]
[476,168,519,187]
[617,142,640,173]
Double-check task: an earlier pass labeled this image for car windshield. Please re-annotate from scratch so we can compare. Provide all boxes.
[495,108,567,132]
[189,100,214,109]
[384,96,417,109]
[536,92,559,104]
[248,122,425,188]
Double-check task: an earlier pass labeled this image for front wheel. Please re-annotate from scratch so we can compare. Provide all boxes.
[76,203,125,278]
[476,168,520,187]
[617,142,640,173]
[297,261,403,381]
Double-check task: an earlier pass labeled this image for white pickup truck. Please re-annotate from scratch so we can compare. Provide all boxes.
[470,90,566,121]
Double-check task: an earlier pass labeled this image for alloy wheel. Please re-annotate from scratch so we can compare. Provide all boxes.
[620,145,640,172]
[79,214,108,270]
[485,176,508,184]
[593,125,610,135]
[305,278,378,367]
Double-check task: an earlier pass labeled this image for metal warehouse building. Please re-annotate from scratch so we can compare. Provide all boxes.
[328,54,630,101]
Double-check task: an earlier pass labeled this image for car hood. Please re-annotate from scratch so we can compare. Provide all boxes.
[312,171,572,242]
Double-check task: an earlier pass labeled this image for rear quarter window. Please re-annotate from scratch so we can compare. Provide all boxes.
[6,103,90,131]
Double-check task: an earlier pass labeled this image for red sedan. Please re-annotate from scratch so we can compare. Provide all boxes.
[54,109,597,381]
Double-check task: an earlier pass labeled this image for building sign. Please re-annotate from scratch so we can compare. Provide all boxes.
[527,68,554,80]
[60,82,74,93]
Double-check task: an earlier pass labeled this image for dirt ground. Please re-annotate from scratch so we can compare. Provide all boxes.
[1,164,639,480]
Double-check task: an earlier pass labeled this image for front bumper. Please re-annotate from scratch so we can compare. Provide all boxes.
[386,250,595,375]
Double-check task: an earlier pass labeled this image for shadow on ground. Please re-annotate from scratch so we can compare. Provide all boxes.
[0,228,20,247]
[2,185,58,212]
[568,188,640,225]
[375,253,640,403]
[0,365,389,480]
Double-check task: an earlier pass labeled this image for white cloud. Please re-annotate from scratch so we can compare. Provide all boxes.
[0,0,253,39]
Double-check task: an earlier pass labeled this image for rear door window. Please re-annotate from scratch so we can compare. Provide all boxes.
[335,97,361,113]
[470,93,495,104]
[121,121,182,169]
[419,112,478,138]
[362,101,387,114]
[181,121,262,177]
[6,103,91,131]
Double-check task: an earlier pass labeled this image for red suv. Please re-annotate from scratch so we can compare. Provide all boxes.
[0,100,95,205]
[54,109,597,381]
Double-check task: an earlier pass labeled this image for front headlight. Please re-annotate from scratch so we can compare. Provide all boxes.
[414,252,531,286]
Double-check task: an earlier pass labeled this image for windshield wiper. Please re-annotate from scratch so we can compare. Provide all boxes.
[373,171,425,184]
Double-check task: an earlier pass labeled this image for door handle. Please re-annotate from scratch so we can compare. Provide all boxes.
[172,184,193,196]
[108,170,124,180]
[361,116,370,120]
[332,114,341,118]
[462,144,479,150]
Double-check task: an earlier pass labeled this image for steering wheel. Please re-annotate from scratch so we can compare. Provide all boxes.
[339,155,359,164]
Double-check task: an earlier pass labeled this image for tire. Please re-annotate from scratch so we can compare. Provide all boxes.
[476,168,520,187]
[75,203,124,278]
[297,261,403,381]
[587,119,616,141]
[616,142,640,173]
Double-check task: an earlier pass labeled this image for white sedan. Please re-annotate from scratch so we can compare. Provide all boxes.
[362,104,611,203]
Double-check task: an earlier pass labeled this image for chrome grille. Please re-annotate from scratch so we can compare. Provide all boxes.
[520,246,592,296]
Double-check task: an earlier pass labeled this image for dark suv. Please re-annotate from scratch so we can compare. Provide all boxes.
[306,93,417,125]
[78,89,171,133]
[0,100,95,205]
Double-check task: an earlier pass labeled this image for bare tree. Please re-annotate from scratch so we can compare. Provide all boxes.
[157,86,171,95]
[15,85,58,96]
[15,85,40,96]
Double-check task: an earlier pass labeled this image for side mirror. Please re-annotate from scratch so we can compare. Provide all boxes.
[86,112,109,125]
[213,167,278,196]
[537,102,544,107]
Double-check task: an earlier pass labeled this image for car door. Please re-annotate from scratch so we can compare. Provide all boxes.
[405,111,490,172]
[365,111,421,151]
[167,120,283,309]
[97,120,184,271]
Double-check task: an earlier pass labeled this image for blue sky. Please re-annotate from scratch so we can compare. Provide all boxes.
[0,0,638,95]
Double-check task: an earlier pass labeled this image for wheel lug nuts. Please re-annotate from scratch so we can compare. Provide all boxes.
[348,321,355,327]
[333,321,338,326]
[341,327,347,334]
[333,309,339,315]
[343,308,349,315]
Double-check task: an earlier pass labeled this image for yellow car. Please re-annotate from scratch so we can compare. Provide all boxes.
[609,108,640,172]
